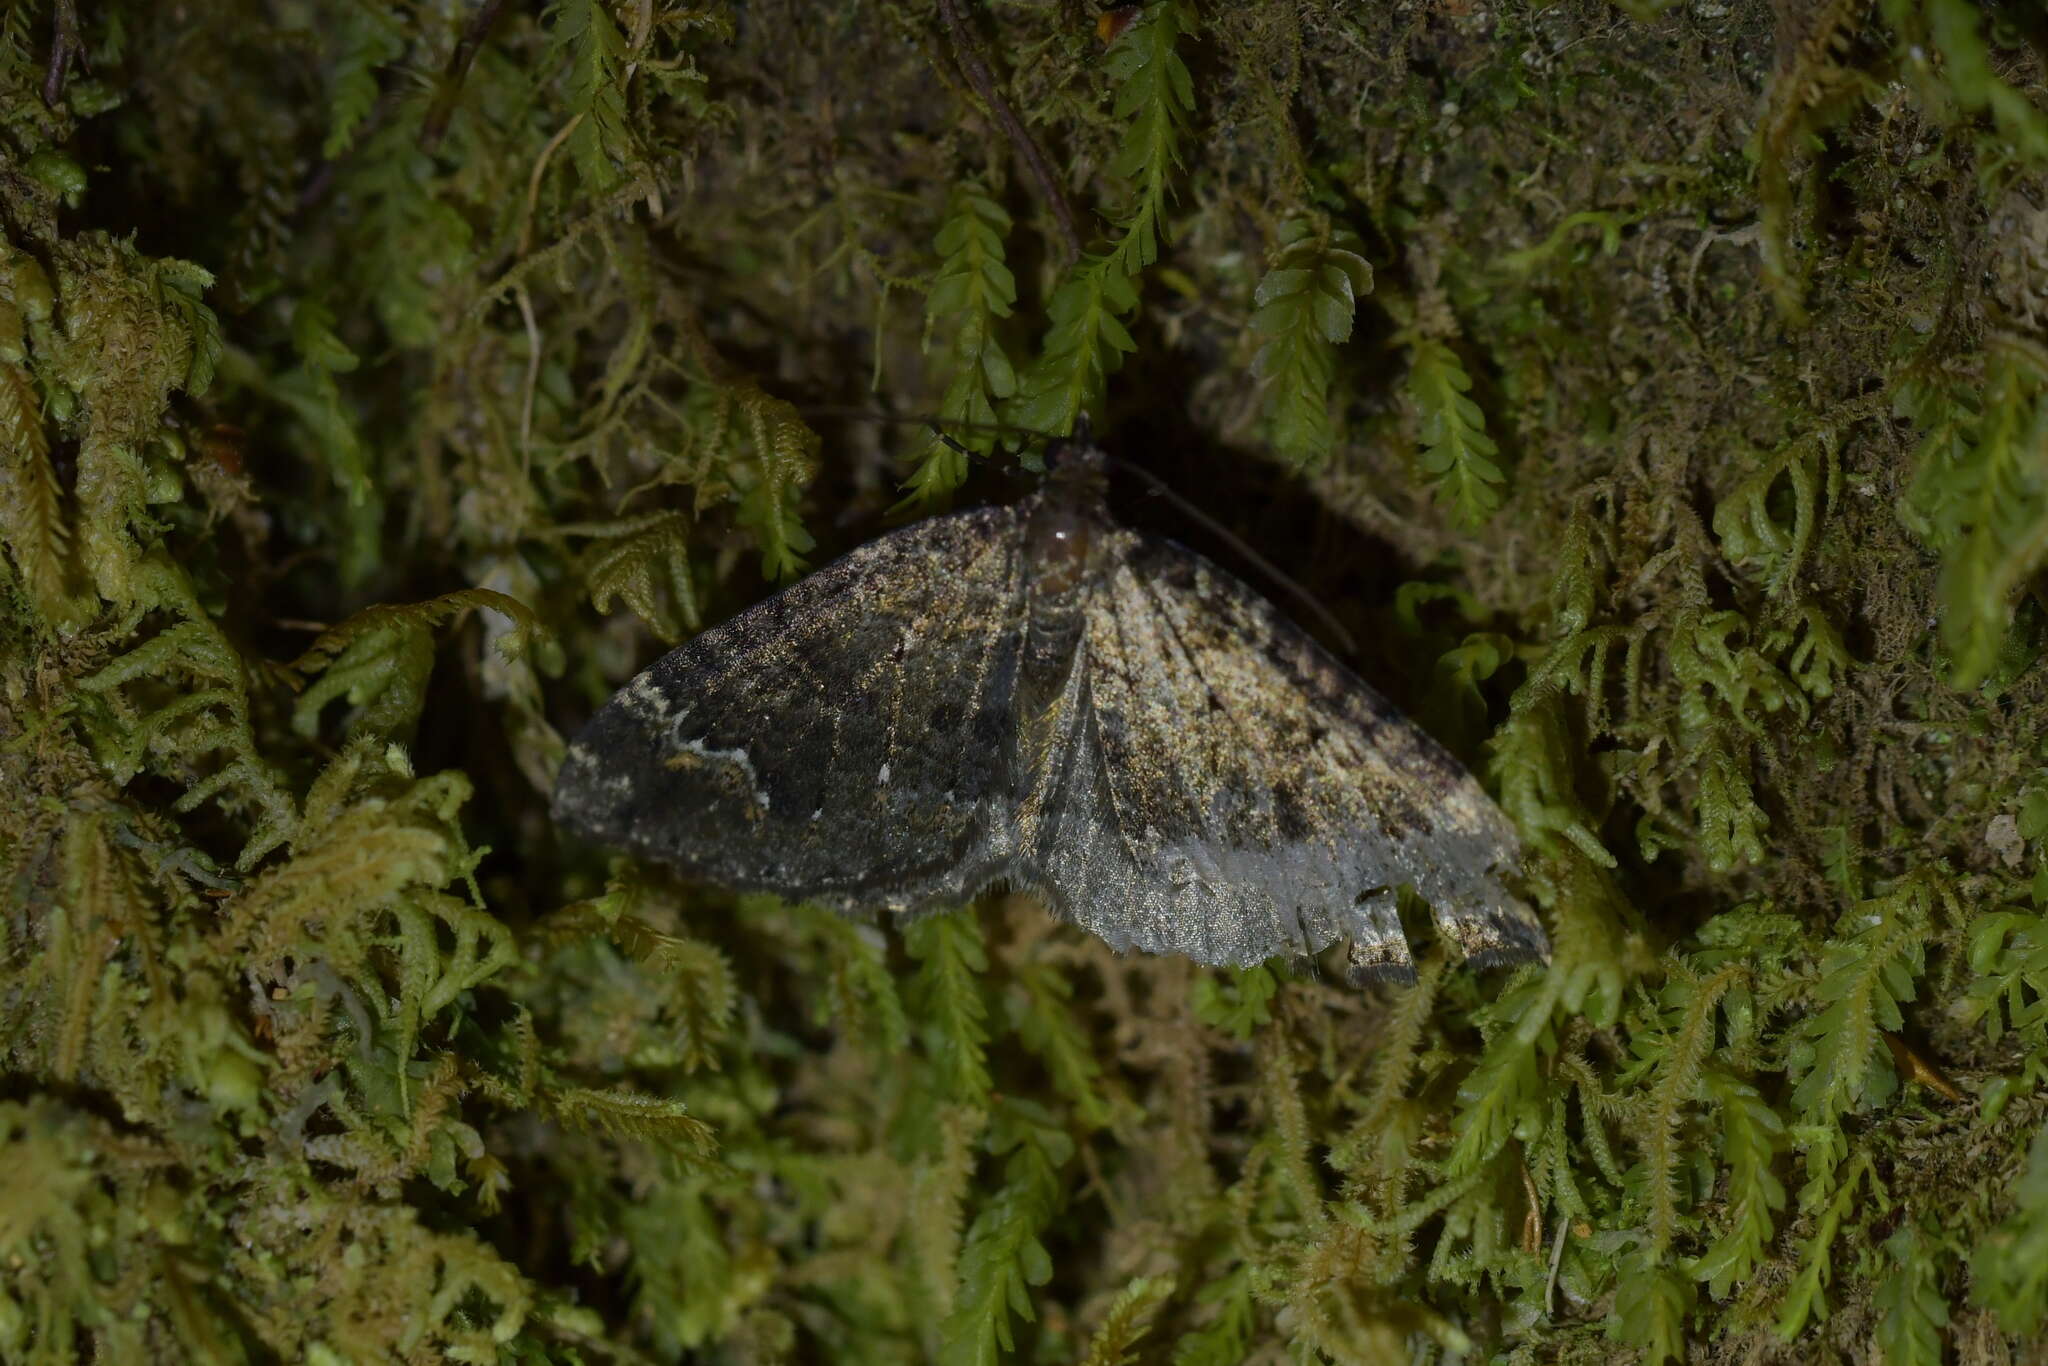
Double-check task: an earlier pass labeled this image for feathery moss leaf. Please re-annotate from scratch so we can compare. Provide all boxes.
[291,588,551,741]
[907,910,994,1108]
[1100,2,1196,282]
[1971,1124,2048,1336]
[570,510,701,642]
[1007,262,1138,443]
[1190,963,1278,1041]
[1248,217,1370,470]
[1408,337,1504,529]
[1787,876,1938,1135]
[1077,1275,1176,1366]
[0,356,80,628]
[542,1085,717,1157]
[1872,1220,1950,1366]
[1962,907,2048,1045]
[1009,957,1114,1130]
[902,183,1017,504]
[323,6,404,159]
[1903,337,2048,688]
[1689,1069,1787,1300]
[939,1101,1070,1366]
[1609,1249,1695,1366]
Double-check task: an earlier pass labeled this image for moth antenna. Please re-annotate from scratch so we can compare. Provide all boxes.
[927,422,974,461]
[800,407,1357,653]
[1107,457,1362,659]
[794,405,1049,443]
[920,422,1052,482]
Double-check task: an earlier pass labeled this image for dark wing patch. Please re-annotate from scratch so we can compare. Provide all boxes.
[552,507,1027,913]
[1022,528,1543,974]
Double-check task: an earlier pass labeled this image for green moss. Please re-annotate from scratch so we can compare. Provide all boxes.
[3,0,2048,1360]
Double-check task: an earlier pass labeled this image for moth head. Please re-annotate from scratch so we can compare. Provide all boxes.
[1039,414,1110,490]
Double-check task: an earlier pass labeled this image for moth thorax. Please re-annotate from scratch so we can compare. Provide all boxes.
[1023,496,1106,596]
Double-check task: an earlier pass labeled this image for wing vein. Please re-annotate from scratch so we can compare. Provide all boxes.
[1132,563,1278,850]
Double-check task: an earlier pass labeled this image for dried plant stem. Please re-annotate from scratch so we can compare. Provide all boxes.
[935,0,1083,262]
[421,0,512,151]
[44,0,83,106]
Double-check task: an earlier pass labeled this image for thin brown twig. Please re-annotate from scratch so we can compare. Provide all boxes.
[421,0,512,151]
[934,0,1083,262]
[44,0,84,107]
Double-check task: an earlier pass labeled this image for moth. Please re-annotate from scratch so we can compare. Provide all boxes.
[553,430,1545,982]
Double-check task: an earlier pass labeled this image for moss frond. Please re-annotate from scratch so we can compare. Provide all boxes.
[1873,1219,1952,1366]
[1634,962,1746,1254]
[1775,1149,1878,1340]
[1248,217,1371,470]
[1903,336,2048,688]
[567,510,701,643]
[1007,261,1138,442]
[1099,2,1196,282]
[906,909,994,1108]
[939,1101,1069,1366]
[1688,1069,1787,1300]
[1407,337,1504,529]
[1608,1250,1695,1365]
[1787,873,1941,1141]
[901,182,1017,504]
[1076,1274,1176,1366]
[291,588,551,741]
[0,356,79,628]
[1971,1125,2048,1337]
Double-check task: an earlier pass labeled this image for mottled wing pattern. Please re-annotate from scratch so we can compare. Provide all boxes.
[1030,528,1544,980]
[552,507,1027,912]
